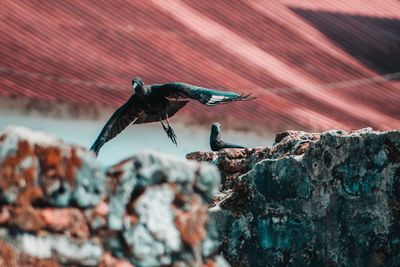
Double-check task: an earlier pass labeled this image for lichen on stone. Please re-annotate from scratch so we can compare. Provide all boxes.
[0,127,224,266]
[0,126,105,207]
[189,128,400,266]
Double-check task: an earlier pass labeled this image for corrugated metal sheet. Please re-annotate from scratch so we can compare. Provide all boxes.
[0,0,399,130]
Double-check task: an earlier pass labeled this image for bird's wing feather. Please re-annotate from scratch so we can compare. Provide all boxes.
[134,99,189,124]
[152,82,254,106]
[164,99,190,118]
[90,95,143,155]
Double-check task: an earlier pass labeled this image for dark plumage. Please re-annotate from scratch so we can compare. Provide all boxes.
[90,77,254,155]
[210,122,247,151]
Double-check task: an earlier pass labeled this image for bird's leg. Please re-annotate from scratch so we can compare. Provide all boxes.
[160,114,177,146]
[165,113,177,145]
[165,113,177,144]
[160,119,168,133]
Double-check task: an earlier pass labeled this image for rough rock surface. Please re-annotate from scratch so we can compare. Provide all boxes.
[0,126,105,207]
[4,125,399,266]
[0,126,227,267]
[188,128,400,267]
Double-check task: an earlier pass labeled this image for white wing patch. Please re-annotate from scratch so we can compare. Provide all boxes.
[210,95,226,101]
[206,95,228,104]
[197,91,251,106]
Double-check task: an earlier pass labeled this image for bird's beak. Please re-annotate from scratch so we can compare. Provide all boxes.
[132,82,138,90]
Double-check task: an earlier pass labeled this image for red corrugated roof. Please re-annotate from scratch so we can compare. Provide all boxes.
[0,0,399,131]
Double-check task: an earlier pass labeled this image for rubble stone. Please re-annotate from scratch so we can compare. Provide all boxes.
[0,127,225,267]
[189,128,400,266]
[105,151,222,266]
[0,126,105,207]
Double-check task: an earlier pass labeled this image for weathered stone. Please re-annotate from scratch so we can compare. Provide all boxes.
[0,229,102,266]
[0,127,227,267]
[99,252,134,267]
[0,126,105,207]
[0,206,90,239]
[8,206,45,232]
[193,128,400,266]
[187,131,320,191]
[105,151,222,266]
[41,208,89,238]
[0,240,60,267]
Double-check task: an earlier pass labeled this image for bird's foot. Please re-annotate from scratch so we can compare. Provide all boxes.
[160,119,178,146]
[166,125,177,146]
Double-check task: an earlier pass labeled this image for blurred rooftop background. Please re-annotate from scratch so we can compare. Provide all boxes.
[0,0,399,162]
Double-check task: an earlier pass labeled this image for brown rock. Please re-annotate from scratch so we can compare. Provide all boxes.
[40,208,89,238]
[18,256,60,267]
[16,186,43,206]
[2,206,90,238]
[187,130,321,191]
[174,195,208,246]
[0,140,37,192]
[203,259,216,267]
[275,131,291,143]
[0,240,60,267]
[9,206,45,232]
[94,200,109,217]
[223,148,248,159]
[99,252,135,267]
[295,142,310,155]
[0,129,223,266]
[0,240,17,267]
[0,206,10,224]
[274,130,304,143]
[186,151,216,161]
[219,158,248,174]
[64,147,82,185]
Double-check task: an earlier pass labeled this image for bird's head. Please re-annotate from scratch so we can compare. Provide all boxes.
[211,122,221,135]
[132,76,145,96]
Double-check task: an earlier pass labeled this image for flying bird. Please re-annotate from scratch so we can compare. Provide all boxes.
[210,122,247,151]
[90,77,253,155]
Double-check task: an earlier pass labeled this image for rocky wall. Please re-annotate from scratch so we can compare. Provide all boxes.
[0,126,227,267]
[188,128,400,267]
[2,126,399,267]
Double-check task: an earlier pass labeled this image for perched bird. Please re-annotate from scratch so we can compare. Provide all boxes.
[90,77,253,155]
[210,122,247,151]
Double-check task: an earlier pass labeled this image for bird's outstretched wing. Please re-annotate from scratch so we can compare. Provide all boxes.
[152,82,254,106]
[90,95,143,156]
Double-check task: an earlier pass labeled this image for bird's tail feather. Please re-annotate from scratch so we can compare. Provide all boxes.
[89,142,100,157]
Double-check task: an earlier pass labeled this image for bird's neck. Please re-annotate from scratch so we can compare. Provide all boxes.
[210,131,221,142]
[136,86,150,97]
